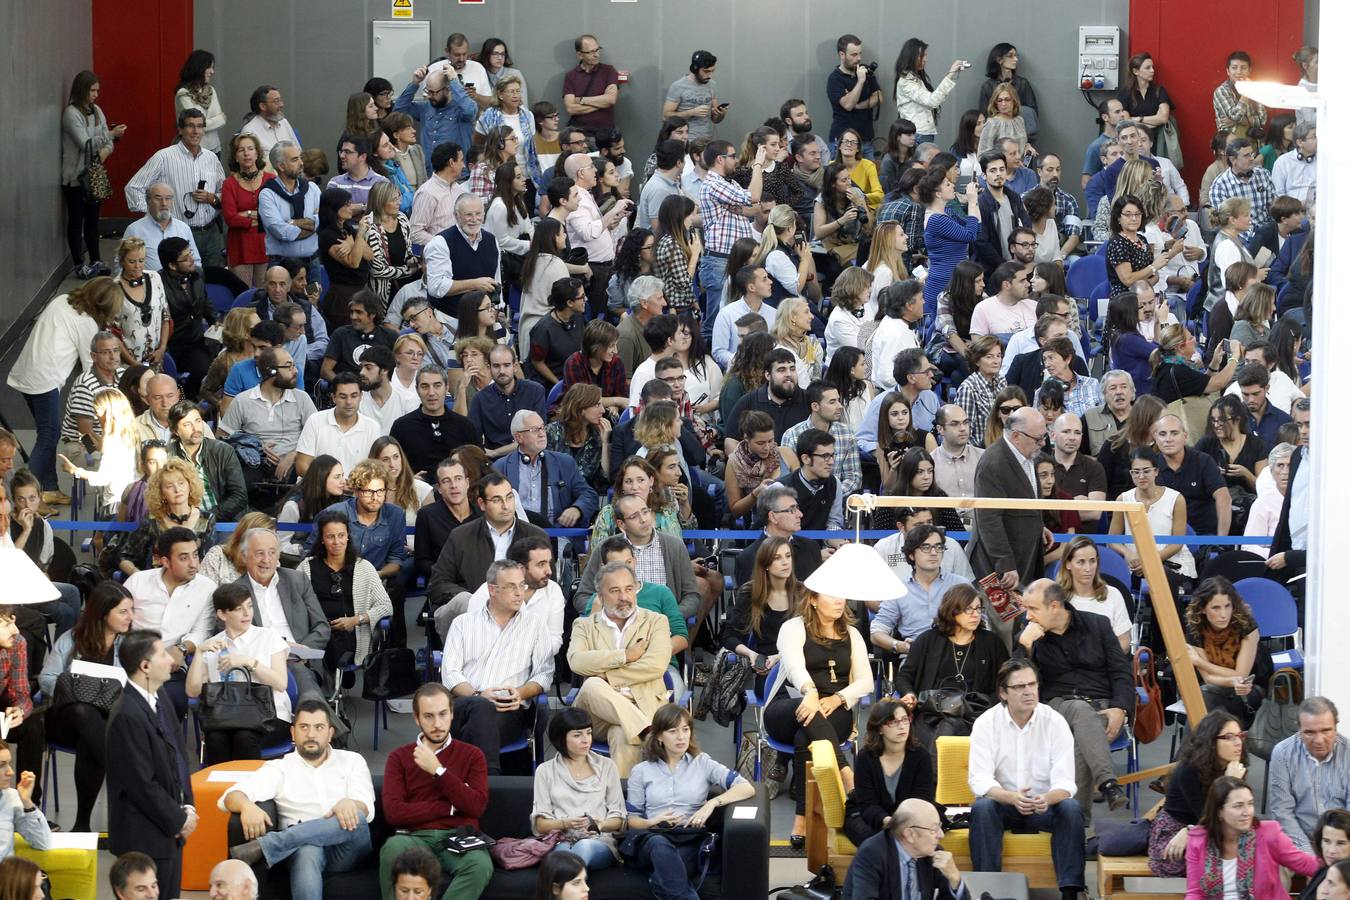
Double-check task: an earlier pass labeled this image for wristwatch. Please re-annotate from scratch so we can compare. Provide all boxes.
[434,765,446,778]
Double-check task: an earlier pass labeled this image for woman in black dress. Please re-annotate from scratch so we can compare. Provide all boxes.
[843,698,935,846]
[722,536,801,693]
[896,583,1008,752]
[1118,53,1174,132]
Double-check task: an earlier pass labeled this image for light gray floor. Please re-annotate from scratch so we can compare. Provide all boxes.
[22,250,1221,897]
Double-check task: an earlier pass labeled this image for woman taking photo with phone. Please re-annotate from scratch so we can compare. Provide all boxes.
[893,38,968,145]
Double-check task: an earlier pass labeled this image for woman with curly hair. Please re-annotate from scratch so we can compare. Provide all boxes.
[823,267,875,363]
[1148,709,1249,876]
[1184,576,1272,725]
[546,383,611,492]
[103,457,212,577]
[718,331,775,424]
[605,227,654,317]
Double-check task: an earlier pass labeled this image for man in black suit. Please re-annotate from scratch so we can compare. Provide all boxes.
[106,630,196,900]
[967,407,1048,648]
[842,797,969,900]
[232,528,343,733]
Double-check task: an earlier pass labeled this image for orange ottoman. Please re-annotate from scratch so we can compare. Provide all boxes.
[182,760,267,891]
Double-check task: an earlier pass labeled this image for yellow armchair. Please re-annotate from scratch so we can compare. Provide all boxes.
[15,835,99,900]
[934,735,1059,890]
[805,739,857,880]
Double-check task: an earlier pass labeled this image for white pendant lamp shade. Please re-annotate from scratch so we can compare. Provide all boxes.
[0,549,59,604]
[803,542,907,602]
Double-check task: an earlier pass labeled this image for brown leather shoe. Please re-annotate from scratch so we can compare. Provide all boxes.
[41,491,72,506]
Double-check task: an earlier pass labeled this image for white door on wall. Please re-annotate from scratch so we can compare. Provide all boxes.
[372,19,431,87]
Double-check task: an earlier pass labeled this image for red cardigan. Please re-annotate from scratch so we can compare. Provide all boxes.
[382,738,489,831]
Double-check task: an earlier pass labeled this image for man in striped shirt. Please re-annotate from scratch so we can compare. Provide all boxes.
[125,109,227,267]
[60,331,123,465]
[440,559,554,774]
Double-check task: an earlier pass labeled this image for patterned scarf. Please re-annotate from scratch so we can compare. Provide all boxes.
[1198,829,1256,898]
[731,441,775,493]
[184,83,214,110]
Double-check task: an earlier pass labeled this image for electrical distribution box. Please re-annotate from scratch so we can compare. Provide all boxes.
[1078,26,1122,91]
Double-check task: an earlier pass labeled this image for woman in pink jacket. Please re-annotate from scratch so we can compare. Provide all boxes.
[1185,776,1318,899]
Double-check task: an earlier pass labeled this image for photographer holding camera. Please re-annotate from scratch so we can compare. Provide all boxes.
[827,34,884,160]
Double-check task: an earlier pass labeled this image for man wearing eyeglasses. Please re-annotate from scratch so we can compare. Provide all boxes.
[870,523,971,660]
[1208,137,1277,241]
[395,66,476,170]
[968,408,1051,629]
[577,493,702,619]
[125,110,226,267]
[492,410,596,531]
[967,657,1087,896]
[562,34,620,132]
[1001,296,1086,378]
[732,484,822,587]
[430,473,547,642]
[698,139,769,298]
[778,428,844,537]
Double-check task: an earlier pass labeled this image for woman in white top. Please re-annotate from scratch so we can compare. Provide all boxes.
[863,222,910,319]
[57,387,138,518]
[1056,535,1132,651]
[6,277,122,501]
[753,205,816,304]
[186,583,292,765]
[112,237,169,365]
[892,39,968,142]
[1022,187,1064,263]
[823,268,874,364]
[519,219,575,360]
[371,437,431,552]
[772,298,824,386]
[485,160,535,258]
[1110,446,1196,580]
[391,333,427,403]
[763,590,874,844]
[531,707,626,870]
[670,313,723,418]
[174,51,226,153]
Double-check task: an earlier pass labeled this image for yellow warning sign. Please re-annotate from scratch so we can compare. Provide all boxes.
[392,0,413,18]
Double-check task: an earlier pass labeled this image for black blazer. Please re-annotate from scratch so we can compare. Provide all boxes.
[895,628,1009,701]
[844,747,936,847]
[974,186,1029,278]
[106,686,193,859]
[427,516,548,607]
[842,829,969,900]
[966,437,1043,588]
[234,568,331,650]
[1270,445,1306,572]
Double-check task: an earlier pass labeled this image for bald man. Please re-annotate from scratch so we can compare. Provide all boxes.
[209,860,258,900]
[136,374,180,444]
[1050,413,1107,523]
[842,798,968,900]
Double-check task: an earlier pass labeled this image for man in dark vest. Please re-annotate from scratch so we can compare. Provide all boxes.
[779,428,843,534]
[422,193,500,315]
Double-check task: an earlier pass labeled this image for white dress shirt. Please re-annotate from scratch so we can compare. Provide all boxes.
[295,409,385,476]
[466,580,566,656]
[248,575,296,643]
[125,568,218,649]
[202,624,294,722]
[967,702,1078,798]
[241,116,300,158]
[441,603,556,701]
[222,748,376,828]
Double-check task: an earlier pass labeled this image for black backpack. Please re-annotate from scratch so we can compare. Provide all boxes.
[694,650,750,727]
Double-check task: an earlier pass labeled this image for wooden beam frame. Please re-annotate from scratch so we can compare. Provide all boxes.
[845,494,1206,721]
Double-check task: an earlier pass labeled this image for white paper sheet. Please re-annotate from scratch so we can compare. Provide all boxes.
[206,770,257,783]
[287,644,325,661]
[70,659,127,684]
[45,832,99,850]
[731,806,758,820]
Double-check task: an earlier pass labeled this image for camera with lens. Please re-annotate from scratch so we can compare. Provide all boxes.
[864,61,879,74]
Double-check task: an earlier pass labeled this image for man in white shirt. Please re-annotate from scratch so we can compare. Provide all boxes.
[294,372,382,478]
[125,110,227,266]
[1271,122,1317,204]
[967,658,1086,896]
[123,183,202,273]
[223,700,375,900]
[124,526,218,717]
[355,345,418,432]
[427,32,495,110]
[441,559,555,774]
[241,86,300,159]
[869,279,924,391]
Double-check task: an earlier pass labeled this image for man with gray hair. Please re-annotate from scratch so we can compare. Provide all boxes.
[1085,369,1134,457]
[125,108,227,266]
[423,192,500,314]
[733,483,823,585]
[617,274,667,377]
[1099,118,1162,199]
[122,182,201,272]
[208,859,259,900]
[566,561,673,775]
[60,331,124,465]
[563,152,633,317]
[258,141,320,275]
[491,409,597,529]
[1268,696,1350,850]
[844,796,969,899]
[441,558,555,774]
[241,85,299,158]
[1272,121,1317,203]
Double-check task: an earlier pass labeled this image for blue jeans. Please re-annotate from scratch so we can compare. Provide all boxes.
[20,389,60,491]
[258,815,372,900]
[915,132,937,145]
[637,834,703,900]
[969,796,1085,889]
[556,838,615,870]
[698,255,728,330]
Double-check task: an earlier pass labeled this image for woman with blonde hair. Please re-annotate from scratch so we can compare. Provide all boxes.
[824,267,875,362]
[546,382,610,492]
[112,236,170,365]
[764,588,873,845]
[632,401,685,478]
[201,307,260,414]
[202,510,276,584]
[1231,283,1275,348]
[362,180,418,308]
[753,204,817,304]
[772,297,824,384]
[390,332,428,402]
[977,82,1031,156]
[1093,157,1157,240]
[863,221,910,313]
[474,74,540,190]
[1150,324,1239,405]
[1208,198,1257,309]
[103,457,212,577]
[57,388,138,518]
[7,275,124,504]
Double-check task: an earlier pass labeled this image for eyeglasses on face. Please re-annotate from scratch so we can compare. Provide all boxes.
[356,487,386,497]
[915,542,944,553]
[998,405,1022,415]
[1216,732,1248,743]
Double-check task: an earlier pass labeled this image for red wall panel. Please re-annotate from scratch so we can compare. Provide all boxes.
[1128,0,1305,200]
[92,0,194,218]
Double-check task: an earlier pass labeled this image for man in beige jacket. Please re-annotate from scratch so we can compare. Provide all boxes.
[566,561,673,775]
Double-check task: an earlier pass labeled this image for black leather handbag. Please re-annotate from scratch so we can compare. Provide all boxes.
[361,647,420,700]
[51,668,122,713]
[202,666,276,733]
